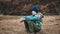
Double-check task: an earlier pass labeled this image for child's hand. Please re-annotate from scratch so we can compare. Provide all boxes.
[19,18,25,23]
[20,20,23,23]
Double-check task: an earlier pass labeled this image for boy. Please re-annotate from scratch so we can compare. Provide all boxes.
[19,6,44,34]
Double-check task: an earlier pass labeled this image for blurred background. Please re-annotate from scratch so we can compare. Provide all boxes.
[0,0,60,15]
[0,0,60,34]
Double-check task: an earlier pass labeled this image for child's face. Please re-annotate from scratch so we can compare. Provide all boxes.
[32,11,37,15]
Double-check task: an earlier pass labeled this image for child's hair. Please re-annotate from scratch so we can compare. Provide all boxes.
[32,6,39,13]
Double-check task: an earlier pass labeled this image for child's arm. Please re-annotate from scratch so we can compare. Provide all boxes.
[39,13,44,18]
[19,18,25,23]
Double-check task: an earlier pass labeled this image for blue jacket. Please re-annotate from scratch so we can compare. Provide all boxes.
[23,13,43,30]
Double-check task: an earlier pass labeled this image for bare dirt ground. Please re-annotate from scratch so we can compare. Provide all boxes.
[0,15,60,34]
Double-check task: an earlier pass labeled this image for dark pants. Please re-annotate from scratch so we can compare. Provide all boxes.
[24,20,30,32]
[24,20,41,34]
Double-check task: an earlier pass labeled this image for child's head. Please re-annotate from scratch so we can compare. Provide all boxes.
[32,6,39,15]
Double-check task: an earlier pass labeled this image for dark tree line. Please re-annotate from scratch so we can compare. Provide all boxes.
[0,0,60,15]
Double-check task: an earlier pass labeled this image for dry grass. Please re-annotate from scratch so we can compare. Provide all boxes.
[0,15,60,34]
[0,15,21,20]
